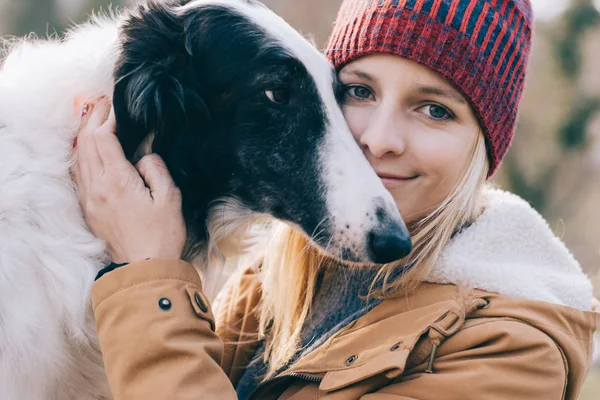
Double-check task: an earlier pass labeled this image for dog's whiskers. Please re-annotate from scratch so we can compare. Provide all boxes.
[308,216,329,244]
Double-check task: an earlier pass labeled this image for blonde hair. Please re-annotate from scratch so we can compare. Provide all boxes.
[256,131,489,379]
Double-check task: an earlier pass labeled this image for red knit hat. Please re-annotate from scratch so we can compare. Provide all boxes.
[326,0,533,178]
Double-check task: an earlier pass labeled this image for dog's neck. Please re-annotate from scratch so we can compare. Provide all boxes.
[182,200,269,301]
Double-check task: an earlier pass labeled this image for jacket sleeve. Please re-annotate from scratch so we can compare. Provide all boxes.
[91,259,238,400]
[360,320,568,400]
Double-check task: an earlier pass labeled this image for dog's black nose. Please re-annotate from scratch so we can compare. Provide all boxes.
[368,226,412,264]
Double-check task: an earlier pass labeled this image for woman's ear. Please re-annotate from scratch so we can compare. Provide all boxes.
[112,1,209,160]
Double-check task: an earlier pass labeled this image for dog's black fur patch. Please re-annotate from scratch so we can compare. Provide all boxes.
[113,1,331,244]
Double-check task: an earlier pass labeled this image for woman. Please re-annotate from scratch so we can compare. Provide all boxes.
[74,0,598,399]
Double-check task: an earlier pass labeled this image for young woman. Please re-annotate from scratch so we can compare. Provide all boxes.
[73,0,598,399]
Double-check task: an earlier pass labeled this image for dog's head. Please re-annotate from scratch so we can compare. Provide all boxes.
[113,0,412,264]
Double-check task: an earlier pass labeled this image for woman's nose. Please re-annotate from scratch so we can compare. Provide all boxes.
[359,108,407,158]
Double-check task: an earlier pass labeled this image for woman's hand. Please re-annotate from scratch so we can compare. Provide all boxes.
[72,96,186,264]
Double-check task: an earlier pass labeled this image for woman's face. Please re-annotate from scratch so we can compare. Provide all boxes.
[339,54,481,224]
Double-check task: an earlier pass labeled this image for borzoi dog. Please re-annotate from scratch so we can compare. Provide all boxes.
[0,0,411,398]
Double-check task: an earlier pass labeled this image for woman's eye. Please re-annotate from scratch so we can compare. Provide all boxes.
[345,85,373,100]
[421,104,452,120]
[265,89,290,105]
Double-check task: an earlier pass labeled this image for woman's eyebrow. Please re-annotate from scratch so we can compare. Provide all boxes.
[416,85,467,104]
[340,69,376,82]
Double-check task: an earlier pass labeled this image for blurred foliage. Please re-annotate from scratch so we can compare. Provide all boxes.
[1,0,65,37]
[555,0,600,153]
[0,0,127,37]
[556,0,600,78]
[559,97,599,150]
[504,0,600,211]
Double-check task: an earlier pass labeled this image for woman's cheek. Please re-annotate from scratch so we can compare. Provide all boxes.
[343,105,370,142]
[418,129,466,173]
[411,133,465,202]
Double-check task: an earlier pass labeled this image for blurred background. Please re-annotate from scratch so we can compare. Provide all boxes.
[1,0,599,397]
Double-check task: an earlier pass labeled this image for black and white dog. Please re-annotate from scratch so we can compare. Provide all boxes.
[0,0,411,398]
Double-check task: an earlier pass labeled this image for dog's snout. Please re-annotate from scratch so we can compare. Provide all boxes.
[368,225,412,264]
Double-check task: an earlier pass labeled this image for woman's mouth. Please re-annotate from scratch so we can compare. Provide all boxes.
[376,173,419,189]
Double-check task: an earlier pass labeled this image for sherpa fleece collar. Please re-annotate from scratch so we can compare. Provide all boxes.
[428,187,593,311]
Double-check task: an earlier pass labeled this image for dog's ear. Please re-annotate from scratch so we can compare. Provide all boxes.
[113,1,210,160]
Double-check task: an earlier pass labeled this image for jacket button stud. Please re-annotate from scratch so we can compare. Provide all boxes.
[345,355,358,366]
[194,292,209,313]
[158,298,172,311]
[390,342,402,351]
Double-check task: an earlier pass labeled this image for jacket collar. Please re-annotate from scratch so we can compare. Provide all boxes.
[428,187,593,311]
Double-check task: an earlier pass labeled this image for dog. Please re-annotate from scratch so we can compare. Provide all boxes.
[0,0,411,398]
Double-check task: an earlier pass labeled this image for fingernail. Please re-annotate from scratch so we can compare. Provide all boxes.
[87,96,111,128]
[79,101,95,131]
[81,103,90,117]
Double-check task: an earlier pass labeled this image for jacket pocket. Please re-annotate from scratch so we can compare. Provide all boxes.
[318,306,468,392]
[319,346,413,392]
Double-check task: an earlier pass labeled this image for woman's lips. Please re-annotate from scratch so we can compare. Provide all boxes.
[377,173,419,189]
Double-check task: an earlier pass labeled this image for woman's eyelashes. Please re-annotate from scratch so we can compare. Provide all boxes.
[341,83,456,122]
[417,104,455,121]
[343,84,375,101]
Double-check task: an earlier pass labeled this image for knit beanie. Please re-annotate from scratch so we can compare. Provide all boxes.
[326,0,533,178]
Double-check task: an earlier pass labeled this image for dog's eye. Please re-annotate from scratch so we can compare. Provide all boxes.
[265,89,289,105]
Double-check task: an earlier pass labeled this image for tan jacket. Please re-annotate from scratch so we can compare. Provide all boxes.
[91,188,599,399]
[92,259,597,400]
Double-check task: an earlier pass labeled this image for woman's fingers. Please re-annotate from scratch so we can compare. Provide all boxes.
[86,97,111,131]
[136,154,178,202]
[93,108,128,168]
[72,103,94,189]
[70,96,186,263]
[76,97,111,183]
[90,109,155,200]
[73,99,103,205]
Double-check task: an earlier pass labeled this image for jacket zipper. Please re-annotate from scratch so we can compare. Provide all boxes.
[246,322,355,399]
[247,372,323,399]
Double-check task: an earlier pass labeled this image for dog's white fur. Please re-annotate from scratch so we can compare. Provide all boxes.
[0,15,119,400]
